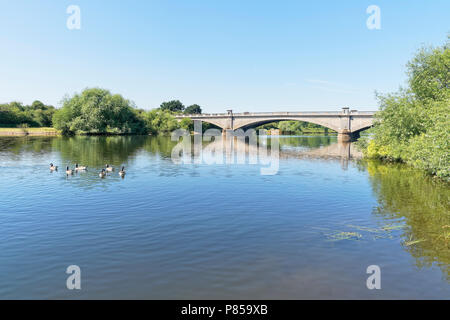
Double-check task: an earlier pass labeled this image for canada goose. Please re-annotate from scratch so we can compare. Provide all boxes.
[49,163,58,171]
[119,166,126,177]
[65,166,74,175]
[99,169,106,178]
[105,164,114,172]
[75,163,87,171]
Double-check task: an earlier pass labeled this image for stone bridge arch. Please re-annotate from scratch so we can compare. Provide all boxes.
[175,108,376,141]
[231,117,341,132]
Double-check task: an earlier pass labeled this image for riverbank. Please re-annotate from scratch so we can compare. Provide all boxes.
[0,128,149,136]
[0,127,337,137]
[0,127,60,136]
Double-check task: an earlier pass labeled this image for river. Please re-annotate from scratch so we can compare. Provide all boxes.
[0,135,448,299]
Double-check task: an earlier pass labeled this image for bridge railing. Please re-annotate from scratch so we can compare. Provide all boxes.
[176,110,376,117]
[235,111,341,115]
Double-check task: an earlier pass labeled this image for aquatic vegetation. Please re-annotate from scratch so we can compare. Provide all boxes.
[403,238,426,247]
[381,224,406,231]
[346,224,384,233]
[317,222,406,242]
[327,231,362,242]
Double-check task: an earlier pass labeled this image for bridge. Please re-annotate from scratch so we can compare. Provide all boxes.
[175,107,376,141]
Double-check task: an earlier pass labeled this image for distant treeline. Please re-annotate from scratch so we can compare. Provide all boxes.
[1,88,334,136]
[0,88,206,135]
[257,121,334,134]
[0,101,56,127]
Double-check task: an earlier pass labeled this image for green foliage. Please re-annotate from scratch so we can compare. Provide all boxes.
[2,92,208,137]
[184,104,202,114]
[0,100,55,127]
[52,88,147,135]
[179,117,194,131]
[143,109,180,135]
[364,37,450,180]
[160,100,185,113]
[257,121,332,134]
[405,100,449,178]
[407,39,450,102]
[51,91,206,136]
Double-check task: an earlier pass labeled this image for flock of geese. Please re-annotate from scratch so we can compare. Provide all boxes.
[49,163,126,178]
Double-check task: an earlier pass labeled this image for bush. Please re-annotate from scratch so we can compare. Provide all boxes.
[365,37,449,180]
[143,109,180,135]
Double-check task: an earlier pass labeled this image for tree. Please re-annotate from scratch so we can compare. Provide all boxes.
[160,100,185,113]
[184,104,202,114]
[0,101,55,127]
[143,109,179,134]
[407,40,450,102]
[52,88,147,135]
[179,117,193,131]
[363,37,449,180]
[31,100,45,110]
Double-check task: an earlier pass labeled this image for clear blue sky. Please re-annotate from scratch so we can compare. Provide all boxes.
[0,0,448,112]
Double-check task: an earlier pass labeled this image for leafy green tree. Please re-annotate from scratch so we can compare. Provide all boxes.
[179,117,193,131]
[143,109,180,134]
[160,100,185,113]
[407,41,450,102]
[31,100,45,110]
[52,102,74,134]
[278,121,303,133]
[184,104,202,114]
[363,37,449,180]
[0,101,55,127]
[257,121,330,134]
[52,88,147,135]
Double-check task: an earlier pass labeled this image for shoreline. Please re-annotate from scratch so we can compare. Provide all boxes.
[0,128,60,136]
[0,128,337,137]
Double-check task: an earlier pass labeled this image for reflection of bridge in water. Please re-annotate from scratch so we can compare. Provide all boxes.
[279,140,362,170]
[202,135,362,171]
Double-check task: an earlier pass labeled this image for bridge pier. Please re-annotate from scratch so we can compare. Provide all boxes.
[338,131,360,142]
[193,120,203,135]
[222,129,234,136]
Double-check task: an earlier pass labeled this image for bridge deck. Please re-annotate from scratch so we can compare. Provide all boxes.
[176,111,376,118]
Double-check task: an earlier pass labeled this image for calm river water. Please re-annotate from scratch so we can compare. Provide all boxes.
[0,135,448,299]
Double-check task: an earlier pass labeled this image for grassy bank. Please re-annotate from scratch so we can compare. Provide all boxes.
[0,127,60,136]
